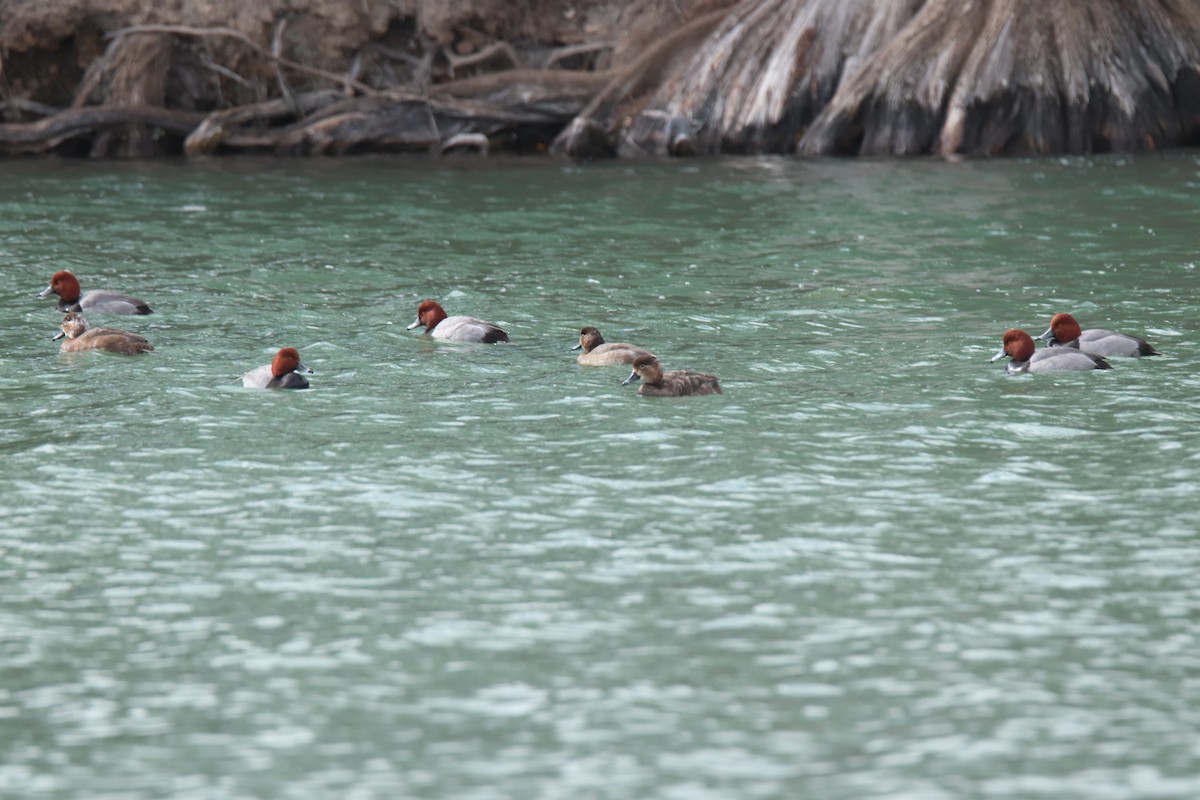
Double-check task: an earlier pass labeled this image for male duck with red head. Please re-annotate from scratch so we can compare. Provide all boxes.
[38,270,153,315]
[1038,312,1159,357]
[242,348,313,389]
[992,329,1110,374]
[406,299,509,343]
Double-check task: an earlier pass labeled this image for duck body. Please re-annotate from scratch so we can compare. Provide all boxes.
[39,271,153,315]
[992,329,1110,373]
[53,312,153,355]
[242,348,312,389]
[1040,313,1158,357]
[573,326,655,365]
[622,355,722,396]
[407,299,509,343]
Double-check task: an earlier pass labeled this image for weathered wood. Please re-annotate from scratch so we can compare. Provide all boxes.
[205,92,565,155]
[184,90,343,155]
[107,24,378,96]
[796,0,1200,156]
[0,106,204,153]
[630,0,920,154]
[550,8,728,157]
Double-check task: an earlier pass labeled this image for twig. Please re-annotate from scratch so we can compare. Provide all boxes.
[107,24,378,96]
[1,97,64,119]
[272,18,295,105]
[198,53,253,89]
[367,43,423,68]
[543,41,615,69]
[445,41,521,79]
[72,42,115,108]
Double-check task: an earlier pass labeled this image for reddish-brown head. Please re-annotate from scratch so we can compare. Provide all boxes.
[48,271,82,303]
[1001,329,1036,362]
[412,299,447,331]
[1048,313,1083,343]
[272,347,304,378]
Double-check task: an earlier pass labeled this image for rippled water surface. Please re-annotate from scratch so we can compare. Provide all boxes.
[2,153,1199,799]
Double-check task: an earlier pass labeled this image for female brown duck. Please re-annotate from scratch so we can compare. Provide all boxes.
[572,326,655,366]
[622,355,722,396]
[52,312,153,354]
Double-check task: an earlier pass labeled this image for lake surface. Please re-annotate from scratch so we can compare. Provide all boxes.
[1,152,1198,799]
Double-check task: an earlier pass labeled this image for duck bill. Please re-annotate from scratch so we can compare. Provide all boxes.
[405,318,423,331]
[37,284,54,298]
[297,362,314,374]
[989,346,1008,362]
[621,370,641,386]
[51,329,66,341]
[571,343,582,351]
[1036,327,1053,341]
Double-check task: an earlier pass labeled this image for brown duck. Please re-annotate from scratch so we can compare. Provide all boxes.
[622,354,721,397]
[53,312,153,355]
[572,326,655,366]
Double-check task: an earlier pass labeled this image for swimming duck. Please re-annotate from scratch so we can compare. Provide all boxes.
[38,270,153,315]
[241,347,312,389]
[991,329,1110,373]
[572,326,655,365]
[1038,312,1159,357]
[622,355,722,396]
[406,299,509,343]
[52,312,153,354]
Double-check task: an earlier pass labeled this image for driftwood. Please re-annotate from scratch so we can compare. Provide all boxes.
[184,90,344,155]
[196,91,567,155]
[0,106,204,153]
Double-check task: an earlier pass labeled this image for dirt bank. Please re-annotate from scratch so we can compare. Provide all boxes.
[1,0,1197,158]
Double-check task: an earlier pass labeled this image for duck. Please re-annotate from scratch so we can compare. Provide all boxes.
[241,347,313,389]
[622,354,722,396]
[1038,312,1159,357]
[572,326,655,365]
[406,299,509,343]
[38,270,153,315]
[52,312,153,354]
[991,329,1110,373]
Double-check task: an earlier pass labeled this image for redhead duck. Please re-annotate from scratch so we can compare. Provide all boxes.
[1038,312,1159,357]
[38,270,153,315]
[573,326,655,366]
[406,299,509,343]
[991,329,1110,373]
[622,355,722,396]
[52,312,153,354]
[242,347,312,389]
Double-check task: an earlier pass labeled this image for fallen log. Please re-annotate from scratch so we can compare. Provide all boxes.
[210,91,569,155]
[0,106,204,154]
[184,89,344,155]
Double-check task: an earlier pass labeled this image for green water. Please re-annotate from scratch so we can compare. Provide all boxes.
[1,153,1198,799]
